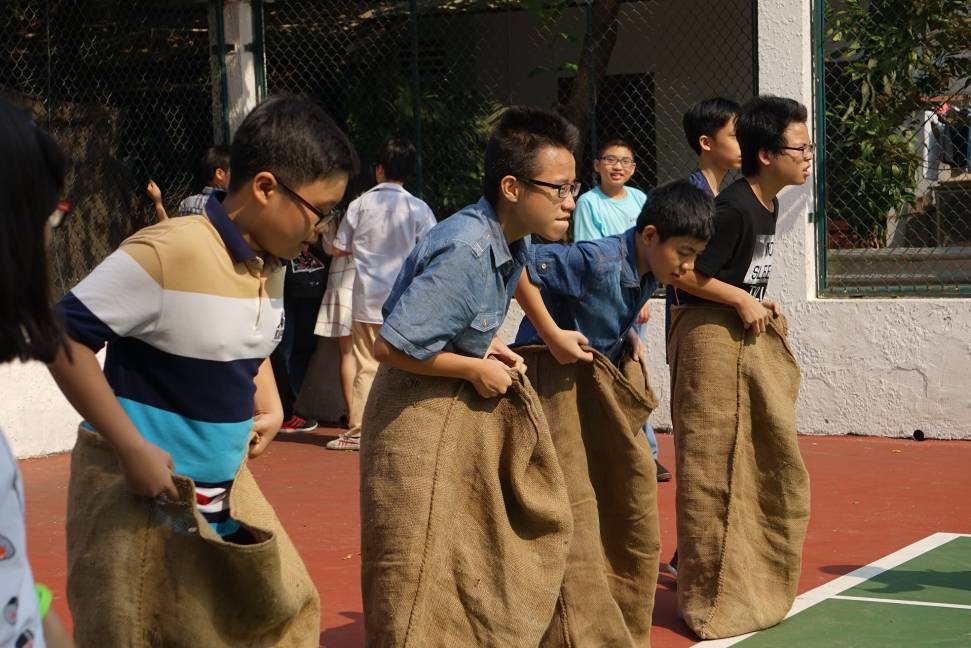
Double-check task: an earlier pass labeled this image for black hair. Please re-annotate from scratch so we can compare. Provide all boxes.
[597,137,634,160]
[376,138,416,182]
[229,94,360,191]
[197,145,231,188]
[682,97,741,155]
[597,137,635,158]
[635,179,714,242]
[736,95,808,176]
[0,97,67,363]
[482,105,579,205]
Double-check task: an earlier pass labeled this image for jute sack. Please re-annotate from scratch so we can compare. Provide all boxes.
[67,427,320,647]
[668,305,810,640]
[360,364,573,648]
[519,347,660,648]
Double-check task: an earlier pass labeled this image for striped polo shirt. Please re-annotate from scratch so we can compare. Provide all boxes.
[58,194,284,537]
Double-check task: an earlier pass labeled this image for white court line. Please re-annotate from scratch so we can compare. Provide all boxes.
[691,532,971,647]
[830,595,971,610]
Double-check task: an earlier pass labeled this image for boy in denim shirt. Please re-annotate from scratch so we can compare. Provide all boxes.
[513,179,713,376]
[363,106,586,643]
[372,106,585,393]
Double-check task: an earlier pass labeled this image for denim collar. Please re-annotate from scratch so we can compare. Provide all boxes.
[620,228,642,289]
[477,197,528,270]
[204,191,257,263]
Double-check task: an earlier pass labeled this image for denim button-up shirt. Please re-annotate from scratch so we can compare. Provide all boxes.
[381,197,529,360]
[514,227,657,364]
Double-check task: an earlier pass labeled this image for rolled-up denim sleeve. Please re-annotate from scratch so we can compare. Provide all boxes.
[525,243,593,300]
[380,240,484,360]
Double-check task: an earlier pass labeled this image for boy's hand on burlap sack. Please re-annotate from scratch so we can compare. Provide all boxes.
[485,337,527,374]
[762,299,783,318]
[469,357,514,398]
[117,438,178,499]
[734,293,774,334]
[548,329,594,364]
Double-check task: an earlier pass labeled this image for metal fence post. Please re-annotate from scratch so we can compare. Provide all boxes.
[409,0,424,198]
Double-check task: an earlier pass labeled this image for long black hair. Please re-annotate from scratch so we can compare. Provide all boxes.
[0,97,67,363]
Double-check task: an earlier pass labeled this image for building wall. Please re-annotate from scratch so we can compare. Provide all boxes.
[5,0,969,459]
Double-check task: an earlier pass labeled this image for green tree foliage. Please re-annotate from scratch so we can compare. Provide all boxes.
[825,0,971,246]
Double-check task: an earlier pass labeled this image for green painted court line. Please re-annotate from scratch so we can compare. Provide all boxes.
[693,532,971,647]
[731,598,971,647]
[831,594,971,610]
[837,536,971,607]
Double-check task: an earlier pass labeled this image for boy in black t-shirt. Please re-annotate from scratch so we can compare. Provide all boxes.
[666,96,813,639]
[670,95,811,317]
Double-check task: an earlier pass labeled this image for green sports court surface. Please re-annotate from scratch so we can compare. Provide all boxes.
[694,533,971,647]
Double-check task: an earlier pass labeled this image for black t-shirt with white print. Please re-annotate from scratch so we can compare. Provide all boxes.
[674,178,777,304]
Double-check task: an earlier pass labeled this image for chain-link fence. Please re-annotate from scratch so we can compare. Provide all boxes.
[261,0,756,225]
[818,0,971,296]
[1,0,218,295]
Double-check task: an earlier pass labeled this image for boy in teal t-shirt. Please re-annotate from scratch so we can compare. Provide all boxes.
[573,138,647,241]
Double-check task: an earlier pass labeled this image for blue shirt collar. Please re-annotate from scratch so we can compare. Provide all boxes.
[204,191,257,264]
[477,197,528,270]
[621,228,642,288]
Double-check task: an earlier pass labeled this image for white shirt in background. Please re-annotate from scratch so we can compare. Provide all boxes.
[333,183,436,324]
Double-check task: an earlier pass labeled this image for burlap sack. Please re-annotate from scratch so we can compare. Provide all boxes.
[66,427,319,647]
[668,305,810,639]
[520,347,659,648]
[361,348,660,648]
[360,365,573,648]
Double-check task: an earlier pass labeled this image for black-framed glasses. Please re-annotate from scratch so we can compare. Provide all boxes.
[779,143,815,160]
[521,178,581,200]
[48,200,72,229]
[598,155,635,168]
[276,178,331,222]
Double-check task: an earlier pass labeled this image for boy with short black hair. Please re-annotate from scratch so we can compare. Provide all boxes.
[570,137,670,475]
[514,179,713,369]
[666,95,813,639]
[49,95,358,645]
[682,97,742,197]
[321,137,435,450]
[662,97,742,579]
[361,106,585,644]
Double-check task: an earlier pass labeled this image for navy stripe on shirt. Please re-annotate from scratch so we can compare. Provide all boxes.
[104,337,262,423]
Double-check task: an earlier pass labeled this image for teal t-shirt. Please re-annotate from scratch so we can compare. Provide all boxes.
[572,185,647,241]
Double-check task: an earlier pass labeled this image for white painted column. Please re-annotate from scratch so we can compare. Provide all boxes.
[221,0,260,136]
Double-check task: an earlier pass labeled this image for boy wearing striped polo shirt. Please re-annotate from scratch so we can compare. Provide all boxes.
[48,96,357,636]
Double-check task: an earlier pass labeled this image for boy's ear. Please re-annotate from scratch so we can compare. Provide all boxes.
[499,175,521,203]
[639,223,659,243]
[251,171,276,207]
[757,146,774,170]
[699,135,713,153]
[593,158,602,174]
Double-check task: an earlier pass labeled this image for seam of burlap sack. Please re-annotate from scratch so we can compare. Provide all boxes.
[698,319,796,635]
[400,374,467,645]
[557,591,574,648]
[398,369,560,646]
[698,324,747,634]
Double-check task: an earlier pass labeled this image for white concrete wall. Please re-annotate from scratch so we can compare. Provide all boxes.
[1,361,81,458]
